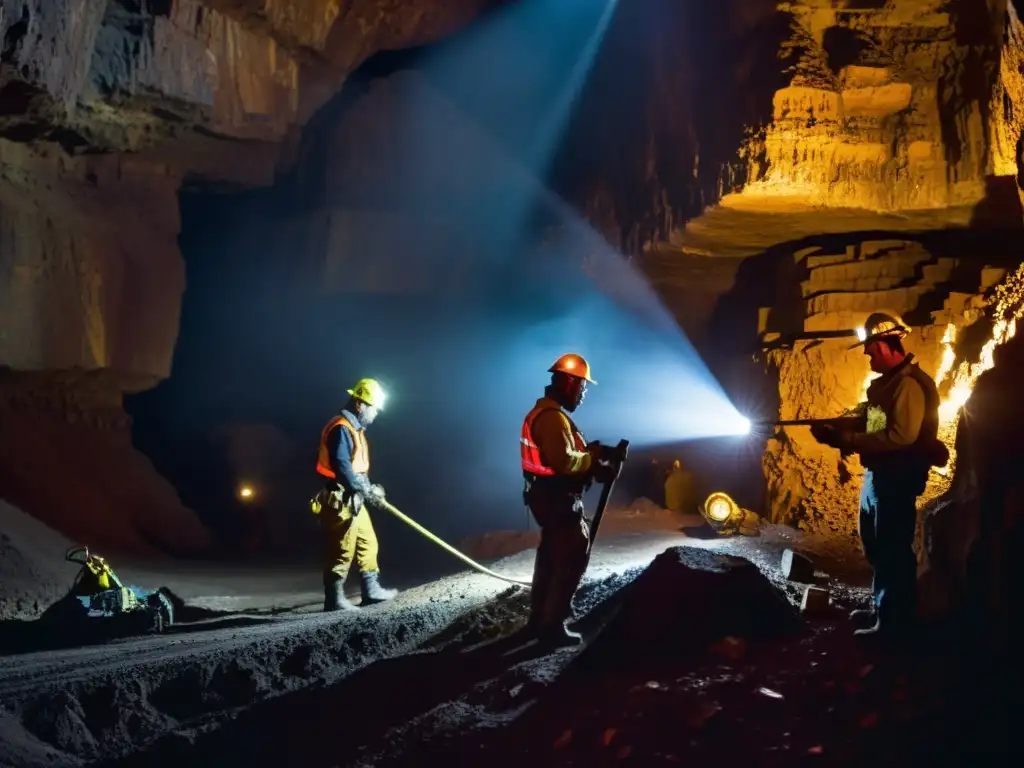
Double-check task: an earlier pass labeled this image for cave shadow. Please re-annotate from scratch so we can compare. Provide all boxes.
[101,641,553,768]
[680,522,725,540]
[106,576,635,768]
[967,175,1024,230]
[706,225,1024,364]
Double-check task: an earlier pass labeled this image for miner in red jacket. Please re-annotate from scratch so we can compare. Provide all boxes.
[520,353,616,647]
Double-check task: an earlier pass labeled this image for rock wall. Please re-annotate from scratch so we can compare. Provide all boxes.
[755,236,1024,541]
[0,142,184,387]
[636,1,1024,541]
[569,0,1024,255]
[0,369,212,555]
[0,0,498,554]
[924,320,1024,631]
[739,0,1002,212]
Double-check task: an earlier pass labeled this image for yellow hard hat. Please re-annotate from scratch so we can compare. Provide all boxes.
[347,378,386,409]
[548,353,596,384]
[850,311,909,349]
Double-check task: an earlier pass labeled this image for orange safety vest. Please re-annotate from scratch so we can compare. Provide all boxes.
[315,415,369,479]
[520,402,587,476]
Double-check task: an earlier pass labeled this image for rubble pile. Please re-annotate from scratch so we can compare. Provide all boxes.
[0,502,78,621]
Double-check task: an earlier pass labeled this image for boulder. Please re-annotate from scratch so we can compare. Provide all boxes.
[589,547,798,658]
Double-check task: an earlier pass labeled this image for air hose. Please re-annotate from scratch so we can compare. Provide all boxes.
[376,499,533,587]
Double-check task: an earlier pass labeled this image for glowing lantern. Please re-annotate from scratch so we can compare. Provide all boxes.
[704,492,737,524]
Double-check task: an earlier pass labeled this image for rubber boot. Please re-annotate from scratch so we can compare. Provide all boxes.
[323,579,358,612]
[360,571,398,604]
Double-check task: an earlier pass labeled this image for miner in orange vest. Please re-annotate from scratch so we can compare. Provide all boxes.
[313,378,399,612]
[521,353,617,647]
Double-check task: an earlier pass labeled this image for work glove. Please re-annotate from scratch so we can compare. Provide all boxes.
[362,484,387,511]
[809,422,835,446]
[923,438,951,468]
[593,460,622,485]
[810,423,853,451]
[588,440,622,464]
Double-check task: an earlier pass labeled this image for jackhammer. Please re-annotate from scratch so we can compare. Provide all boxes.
[760,416,948,465]
[759,416,864,430]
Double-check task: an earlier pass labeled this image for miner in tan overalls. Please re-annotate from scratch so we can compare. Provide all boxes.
[312,378,399,612]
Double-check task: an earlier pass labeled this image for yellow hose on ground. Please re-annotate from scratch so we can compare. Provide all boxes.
[377,499,532,587]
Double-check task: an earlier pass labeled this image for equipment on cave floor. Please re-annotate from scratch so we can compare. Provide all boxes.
[586,438,630,560]
[37,546,174,636]
[664,459,696,513]
[780,548,817,583]
[800,585,834,617]
[700,492,761,536]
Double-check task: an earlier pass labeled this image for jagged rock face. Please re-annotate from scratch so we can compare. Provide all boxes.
[0,0,498,554]
[740,0,1002,211]
[0,0,499,384]
[0,142,183,387]
[920,322,1024,626]
[0,0,498,161]
[572,0,1024,256]
[756,237,1024,543]
[555,0,788,253]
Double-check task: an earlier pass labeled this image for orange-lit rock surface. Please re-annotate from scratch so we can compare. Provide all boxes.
[755,239,1021,538]
[739,0,1020,215]
[638,1,1024,547]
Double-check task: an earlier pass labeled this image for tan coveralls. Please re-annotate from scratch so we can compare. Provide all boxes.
[314,414,381,585]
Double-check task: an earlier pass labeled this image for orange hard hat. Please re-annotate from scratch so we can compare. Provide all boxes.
[548,353,596,384]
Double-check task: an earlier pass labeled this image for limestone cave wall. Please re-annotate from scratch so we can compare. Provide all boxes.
[5,0,1024,556]
[0,0,499,554]
[739,0,1010,212]
[928,322,1024,633]
[753,235,1024,541]
[557,0,1024,257]
[635,0,1024,547]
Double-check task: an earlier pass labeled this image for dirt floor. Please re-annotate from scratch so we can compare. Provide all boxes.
[0,505,1012,767]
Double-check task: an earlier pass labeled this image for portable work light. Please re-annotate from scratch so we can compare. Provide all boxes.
[700,491,760,536]
[704,491,739,525]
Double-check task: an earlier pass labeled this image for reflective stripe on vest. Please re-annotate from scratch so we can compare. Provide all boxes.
[315,416,370,478]
[520,404,586,476]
